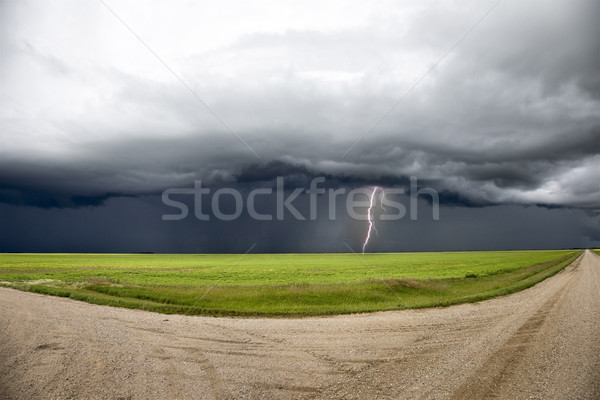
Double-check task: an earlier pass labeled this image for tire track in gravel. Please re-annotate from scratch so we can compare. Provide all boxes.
[449,268,576,399]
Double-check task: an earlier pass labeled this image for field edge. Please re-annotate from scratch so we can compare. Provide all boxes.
[0,250,583,318]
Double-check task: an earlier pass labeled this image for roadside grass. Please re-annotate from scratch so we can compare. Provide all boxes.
[0,250,582,317]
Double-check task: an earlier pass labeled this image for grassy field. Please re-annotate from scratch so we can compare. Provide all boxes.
[0,250,582,316]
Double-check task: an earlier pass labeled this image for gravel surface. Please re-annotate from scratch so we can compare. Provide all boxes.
[1,250,599,399]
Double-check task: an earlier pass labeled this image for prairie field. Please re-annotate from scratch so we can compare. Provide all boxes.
[0,250,582,316]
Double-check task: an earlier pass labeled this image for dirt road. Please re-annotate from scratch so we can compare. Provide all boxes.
[1,251,599,399]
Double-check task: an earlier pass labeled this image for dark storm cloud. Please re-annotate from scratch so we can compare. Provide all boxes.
[0,187,112,209]
[1,0,599,251]
[1,194,597,253]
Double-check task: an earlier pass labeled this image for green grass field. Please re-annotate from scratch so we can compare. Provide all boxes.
[0,250,582,316]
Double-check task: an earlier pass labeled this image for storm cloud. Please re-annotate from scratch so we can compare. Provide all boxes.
[1,0,599,251]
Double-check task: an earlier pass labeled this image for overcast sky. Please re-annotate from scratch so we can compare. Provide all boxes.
[1,0,599,252]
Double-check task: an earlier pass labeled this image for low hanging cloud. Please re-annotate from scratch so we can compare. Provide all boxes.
[1,0,599,213]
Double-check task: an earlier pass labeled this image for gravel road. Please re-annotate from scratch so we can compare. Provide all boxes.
[1,250,599,399]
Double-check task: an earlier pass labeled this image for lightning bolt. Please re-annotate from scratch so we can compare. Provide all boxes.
[362,186,385,253]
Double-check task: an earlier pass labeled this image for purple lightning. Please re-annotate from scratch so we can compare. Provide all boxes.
[362,186,386,253]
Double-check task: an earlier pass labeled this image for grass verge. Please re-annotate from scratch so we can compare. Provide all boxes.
[0,250,582,317]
